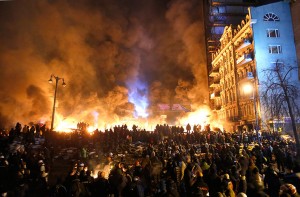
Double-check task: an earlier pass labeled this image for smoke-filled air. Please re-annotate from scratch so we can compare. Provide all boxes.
[0,0,215,131]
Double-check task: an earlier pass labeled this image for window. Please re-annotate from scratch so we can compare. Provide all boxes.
[267,29,280,37]
[271,61,284,67]
[269,45,282,54]
[264,13,280,21]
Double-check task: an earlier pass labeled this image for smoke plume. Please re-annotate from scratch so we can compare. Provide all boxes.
[0,0,208,129]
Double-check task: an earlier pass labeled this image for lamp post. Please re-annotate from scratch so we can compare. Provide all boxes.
[243,81,260,144]
[48,74,66,131]
[253,84,260,144]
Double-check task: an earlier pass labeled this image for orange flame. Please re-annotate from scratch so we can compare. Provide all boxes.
[52,105,223,133]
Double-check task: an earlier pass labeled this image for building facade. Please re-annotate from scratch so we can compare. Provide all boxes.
[209,1,299,132]
[204,0,282,69]
[204,0,259,69]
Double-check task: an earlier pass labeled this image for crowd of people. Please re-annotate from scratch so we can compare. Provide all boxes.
[0,122,300,197]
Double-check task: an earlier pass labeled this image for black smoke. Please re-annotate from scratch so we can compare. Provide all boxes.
[0,0,208,129]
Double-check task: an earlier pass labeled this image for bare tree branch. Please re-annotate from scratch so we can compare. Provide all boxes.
[261,61,300,158]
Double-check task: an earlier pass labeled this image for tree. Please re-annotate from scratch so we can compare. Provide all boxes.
[260,61,300,158]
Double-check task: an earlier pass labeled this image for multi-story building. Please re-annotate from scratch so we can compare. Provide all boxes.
[204,0,282,69]
[204,0,259,69]
[209,1,299,132]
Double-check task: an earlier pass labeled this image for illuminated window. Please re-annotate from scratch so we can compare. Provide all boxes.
[269,45,282,54]
[267,29,280,37]
[263,13,280,21]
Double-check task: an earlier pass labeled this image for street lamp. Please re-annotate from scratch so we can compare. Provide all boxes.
[243,81,260,144]
[48,74,66,131]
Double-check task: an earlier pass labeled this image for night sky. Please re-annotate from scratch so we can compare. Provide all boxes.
[0,0,208,128]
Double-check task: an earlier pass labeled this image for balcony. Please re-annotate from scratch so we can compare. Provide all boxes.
[236,52,253,67]
[208,46,217,53]
[209,67,220,77]
[236,38,252,52]
[209,82,220,88]
[209,79,220,88]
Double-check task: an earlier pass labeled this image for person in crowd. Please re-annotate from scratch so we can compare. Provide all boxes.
[68,174,87,197]
[123,175,144,197]
[264,163,281,197]
[92,171,109,197]
[280,183,300,197]
[161,179,180,197]
[1,122,300,197]
[51,177,67,197]
[190,169,208,196]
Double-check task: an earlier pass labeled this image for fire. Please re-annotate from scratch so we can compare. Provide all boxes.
[90,164,113,179]
[176,106,223,131]
[52,115,157,134]
[87,126,97,133]
[54,118,102,133]
[51,105,223,133]
[177,107,211,128]
[54,115,77,133]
